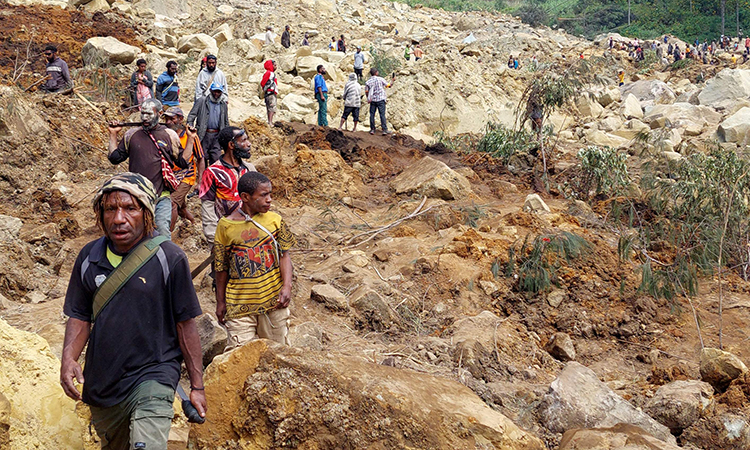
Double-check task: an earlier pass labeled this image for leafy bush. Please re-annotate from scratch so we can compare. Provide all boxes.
[476,122,538,162]
[616,146,750,302]
[369,47,401,80]
[506,232,591,293]
[517,4,549,27]
[577,145,630,199]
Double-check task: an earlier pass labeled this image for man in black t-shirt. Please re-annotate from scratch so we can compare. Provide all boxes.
[60,172,206,450]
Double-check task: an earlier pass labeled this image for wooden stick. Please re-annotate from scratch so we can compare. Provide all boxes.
[74,90,103,115]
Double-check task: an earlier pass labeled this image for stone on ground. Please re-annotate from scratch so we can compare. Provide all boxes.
[697,68,750,108]
[81,36,141,65]
[176,33,217,54]
[191,340,545,450]
[559,423,683,450]
[620,93,644,119]
[544,332,576,362]
[700,347,748,392]
[310,283,349,312]
[621,80,675,104]
[717,106,750,144]
[391,156,473,200]
[539,361,676,444]
[523,194,550,213]
[644,380,713,434]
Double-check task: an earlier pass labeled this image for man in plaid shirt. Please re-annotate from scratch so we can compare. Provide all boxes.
[364,68,396,135]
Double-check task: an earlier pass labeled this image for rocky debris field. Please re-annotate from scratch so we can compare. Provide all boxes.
[1,0,750,449]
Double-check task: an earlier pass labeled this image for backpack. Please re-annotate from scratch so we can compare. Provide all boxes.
[259,73,276,99]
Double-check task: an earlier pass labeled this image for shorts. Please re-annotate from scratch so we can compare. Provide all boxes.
[225,307,290,349]
[89,380,175,450]
[265,94,278,113]
[170,181,193,210]
[342,106,360,122]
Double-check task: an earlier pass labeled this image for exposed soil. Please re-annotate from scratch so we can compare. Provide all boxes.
[0,5,142,87]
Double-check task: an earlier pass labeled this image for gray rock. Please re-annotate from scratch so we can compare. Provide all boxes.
[391,156,473,200]
[176,33,217,54]
[559,424,683,450]
[697,68,750,108]
[545,332,576,361]
[523,194,550,213]
[682,413,750,450]
[547,288,567,308]
[621,80,676,104]
[539,361,677,444]
[644,380,713,434]
[289,321,324,351]
[310,284,349,312]
[81,37,140,65]
[350,288,399,331]
[718,106,750,144]
[195,314,227,367]
[700,347,748,392]
[0,215,22,243]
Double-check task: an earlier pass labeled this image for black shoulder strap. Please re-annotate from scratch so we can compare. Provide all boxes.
[91,235,169,322]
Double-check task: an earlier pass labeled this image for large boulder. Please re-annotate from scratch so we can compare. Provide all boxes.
[0,318,85,448]
[620,93,644,119]
[280,93,316,119]
[585,130,630,148]
[211,23,233,46]
[0,87,48,137]
[644,380,713,434]
[559,424,683,450]
[391,156,473,200]
[643,102,721,136]
[539,362,676,444]
[176,33,217,54]
[191,340,545,449]
[717,106,750,144]
[218,39,262,65]
[700,347,748,392]
[597,86,622,107]
[296,55,337,80]
[575,94,604,118]
[621,80,675,104]
[697,68,750,108]
[81,36,141,65]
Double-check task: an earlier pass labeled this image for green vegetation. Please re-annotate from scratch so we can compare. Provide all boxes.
[476,122,541,162]
[369,46,401,80]
[577,145,630,199]
[506,231,591,293]
[405,0,750,43]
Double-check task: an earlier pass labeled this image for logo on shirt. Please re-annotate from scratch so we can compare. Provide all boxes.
[95,274,106,287]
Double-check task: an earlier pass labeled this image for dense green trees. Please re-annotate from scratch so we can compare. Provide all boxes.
[403,0,750,42]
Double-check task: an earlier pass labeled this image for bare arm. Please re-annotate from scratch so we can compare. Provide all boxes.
[277,251,293,308]
[60,317,91,401]
[176,319,206,417]
[215,270,228,323]
[107,125,123,156]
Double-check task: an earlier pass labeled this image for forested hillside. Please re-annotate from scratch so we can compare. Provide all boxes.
[405,0,750,42]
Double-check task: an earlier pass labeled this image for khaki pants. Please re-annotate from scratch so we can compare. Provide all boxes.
[225,307,290,349]
[89,380,174,450]
[200,199,218,243]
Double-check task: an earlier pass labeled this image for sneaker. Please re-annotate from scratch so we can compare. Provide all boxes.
[369,130,375,135]
[382,130,392,135]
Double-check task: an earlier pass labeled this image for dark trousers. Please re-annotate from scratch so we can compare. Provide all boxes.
[201,131,221,166]
[354,67,363,79]
[369,100,388,132]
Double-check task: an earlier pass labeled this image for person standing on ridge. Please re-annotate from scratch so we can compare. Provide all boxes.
[314,65,329,127]
[339,73,361,132]
[261,60,279,126]
[365,68,394,135]
[353,46,365,80]
[281,25,291,49]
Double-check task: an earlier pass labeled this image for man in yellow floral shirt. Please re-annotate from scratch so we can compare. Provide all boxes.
[214,172,295,348]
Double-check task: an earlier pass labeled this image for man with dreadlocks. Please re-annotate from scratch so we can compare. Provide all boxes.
[60,172,206,450]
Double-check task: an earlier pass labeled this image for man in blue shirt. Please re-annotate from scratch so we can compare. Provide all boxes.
[155,61,180,107]
[314,65,328,127]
